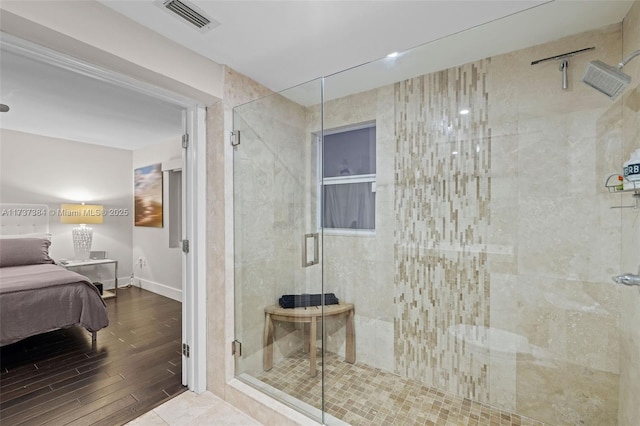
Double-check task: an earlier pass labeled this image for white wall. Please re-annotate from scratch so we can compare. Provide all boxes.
[0,129,133,286]
[132,138,183,301]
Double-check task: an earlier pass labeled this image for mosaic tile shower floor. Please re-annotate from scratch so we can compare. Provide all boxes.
[257,350,548,426]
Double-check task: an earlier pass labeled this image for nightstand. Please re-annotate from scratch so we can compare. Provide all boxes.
[62,259,118,299]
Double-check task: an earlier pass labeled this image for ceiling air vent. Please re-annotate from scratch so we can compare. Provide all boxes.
[157,0,219,32]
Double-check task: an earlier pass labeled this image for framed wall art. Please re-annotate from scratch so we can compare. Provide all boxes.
[134,163,163,228]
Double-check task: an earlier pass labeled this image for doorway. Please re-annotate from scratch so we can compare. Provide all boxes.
[0,32,207,393]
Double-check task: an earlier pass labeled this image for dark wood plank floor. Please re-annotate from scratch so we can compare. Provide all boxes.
[0,287,186,426]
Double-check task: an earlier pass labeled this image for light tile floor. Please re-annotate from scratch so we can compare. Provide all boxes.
[126,391,262,426]
[258,350,548,426]
[129,351,549,426]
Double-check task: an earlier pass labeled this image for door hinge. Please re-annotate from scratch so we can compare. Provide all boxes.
[230,130,240,147]
[232,340,242,357]
[182,133,189,149]
[182,343,190,358]
[182,239,189,254]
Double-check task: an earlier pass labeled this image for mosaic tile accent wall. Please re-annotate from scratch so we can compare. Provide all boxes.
[394,59,492,402]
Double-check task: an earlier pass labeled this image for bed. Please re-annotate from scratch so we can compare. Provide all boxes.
[0,204,109,346]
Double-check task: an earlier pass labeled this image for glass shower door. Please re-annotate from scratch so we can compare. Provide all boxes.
[232,79,325,421]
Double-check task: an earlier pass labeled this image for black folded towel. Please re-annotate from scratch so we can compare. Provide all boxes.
[279,293,339,309]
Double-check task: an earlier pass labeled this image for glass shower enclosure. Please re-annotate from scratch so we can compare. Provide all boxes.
[232,79,328,422]
[233,3,640,425]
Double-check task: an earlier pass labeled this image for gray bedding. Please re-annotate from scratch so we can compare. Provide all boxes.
[0,263,109,346]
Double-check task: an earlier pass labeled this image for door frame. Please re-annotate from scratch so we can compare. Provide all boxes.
[1,33,208,393]
[182,106,208,392]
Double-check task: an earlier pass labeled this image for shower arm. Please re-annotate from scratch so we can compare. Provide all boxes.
[618,49,640,69]
[612,265,640,295]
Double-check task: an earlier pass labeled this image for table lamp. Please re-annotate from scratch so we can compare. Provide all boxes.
[60,203,103,260]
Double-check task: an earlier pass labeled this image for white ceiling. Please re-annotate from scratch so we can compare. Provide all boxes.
[99,0,550,92]
[0,0,635,149]
[0,45,185,150]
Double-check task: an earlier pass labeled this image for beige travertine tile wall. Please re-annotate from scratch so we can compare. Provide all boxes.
[306,86,397,371]
[232,91,311,375]
[315,23,628,426]
[618,1,640,424]
[207,67,274,392]
[207,68,312,426]
[488,24,624,426]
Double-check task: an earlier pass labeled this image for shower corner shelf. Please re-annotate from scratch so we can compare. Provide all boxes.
[605,174,640,209]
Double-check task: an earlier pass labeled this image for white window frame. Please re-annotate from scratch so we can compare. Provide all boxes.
[316,122,377,236]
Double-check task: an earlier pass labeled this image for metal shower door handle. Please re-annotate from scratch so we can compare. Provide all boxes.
[303,233,319,267]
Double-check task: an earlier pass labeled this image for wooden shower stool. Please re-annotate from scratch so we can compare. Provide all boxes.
[263,303,355,377]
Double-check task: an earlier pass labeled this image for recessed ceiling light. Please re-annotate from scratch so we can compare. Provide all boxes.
[386,52,399,58]
[459,109,470,115]
[452,151,458,155]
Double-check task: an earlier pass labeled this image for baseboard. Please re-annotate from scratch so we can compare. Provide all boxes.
[137,277,182,302]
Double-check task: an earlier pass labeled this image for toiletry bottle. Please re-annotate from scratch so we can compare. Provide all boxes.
[623,149,640,190]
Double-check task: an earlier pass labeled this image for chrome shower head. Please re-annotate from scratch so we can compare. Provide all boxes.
[582,60,631,100]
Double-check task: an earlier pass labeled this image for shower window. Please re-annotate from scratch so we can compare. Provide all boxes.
[320,124,376,232]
